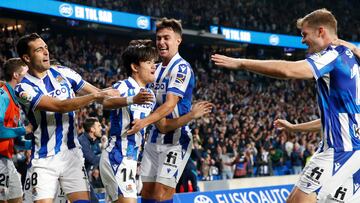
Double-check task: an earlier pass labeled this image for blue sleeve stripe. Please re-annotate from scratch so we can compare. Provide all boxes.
[167,88,185,98]
[73,80,85,93]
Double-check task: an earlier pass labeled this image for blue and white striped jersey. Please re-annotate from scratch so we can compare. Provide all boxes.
[14,66,85,159]
[307,45,360,152]
[105,77,155,162]
[147,53,195,146]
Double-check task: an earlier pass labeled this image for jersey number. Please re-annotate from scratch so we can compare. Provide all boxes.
[120,168,135,182]
[0,174,9,187]
[24,172,38,190]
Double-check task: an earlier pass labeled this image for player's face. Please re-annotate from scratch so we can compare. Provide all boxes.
[138,59,156,84]
[301,23,324,54]
[27,38,50,72]
[156,28,181,62]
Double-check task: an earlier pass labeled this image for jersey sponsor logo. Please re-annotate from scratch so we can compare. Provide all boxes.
[305,167,324,184]
[164,151,178,168]
[49,87,68,98]
[329,187,347,202]
[148,83,166,90]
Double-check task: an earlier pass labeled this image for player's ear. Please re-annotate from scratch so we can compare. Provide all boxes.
[130,63,139,73]
[22,54,31,64]
[176,35,182,45]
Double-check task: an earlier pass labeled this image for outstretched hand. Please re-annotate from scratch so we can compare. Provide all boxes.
[190,101,215,119]
[211,54,242,69]
[274,119,294,132]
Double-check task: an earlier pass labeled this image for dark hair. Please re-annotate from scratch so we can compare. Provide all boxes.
[83,117,99,133]
[3,58,26,82]
[156,18,182,36]
[16,33,41,60]
[122,39,158,76]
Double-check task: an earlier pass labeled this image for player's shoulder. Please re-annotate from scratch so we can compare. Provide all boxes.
[308,45,344,61]
[0,87,8,100]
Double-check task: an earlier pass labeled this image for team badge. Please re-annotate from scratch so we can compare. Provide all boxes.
[56,75,66,85]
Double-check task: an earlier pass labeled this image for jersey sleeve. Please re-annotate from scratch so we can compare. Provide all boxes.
[112,81,128,97]
[306,47,340,80]
[15,83,44,111]
[167,63,193,98]
[56,66,85,92]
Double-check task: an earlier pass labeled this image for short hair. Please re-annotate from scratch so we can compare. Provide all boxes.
[296,8,337,35]
[16,33,41,60]
[3,58,26,82]
[83,117,99,133]
[122,39,158,76]
[156,18,182,36]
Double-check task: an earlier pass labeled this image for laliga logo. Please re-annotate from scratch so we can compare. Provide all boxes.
[137,16,149,29]
[194,195,213,203]
[269,34,280,46]
[59,4,73,17]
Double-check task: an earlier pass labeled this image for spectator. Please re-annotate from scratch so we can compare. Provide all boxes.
[78,117,103,173]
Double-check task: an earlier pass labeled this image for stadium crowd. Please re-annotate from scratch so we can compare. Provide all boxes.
[63,0,360,40]
[0,24,320,193]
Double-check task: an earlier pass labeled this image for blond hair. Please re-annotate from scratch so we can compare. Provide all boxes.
[296,8,337,35]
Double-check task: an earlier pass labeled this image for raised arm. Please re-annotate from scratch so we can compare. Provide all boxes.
[155,101,213,133]
[274,119,321,132]
[211,54,314,79]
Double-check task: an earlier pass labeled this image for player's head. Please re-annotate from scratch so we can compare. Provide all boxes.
[83,117,102,138]
[156,18,182,62]
[3,58,28,83]
[16,33,50,72]
[122,39,157,85]
[297,8,338,54]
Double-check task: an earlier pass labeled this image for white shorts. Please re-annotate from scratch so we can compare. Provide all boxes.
[0,158,22,200]
[100,150,137,200]
[141,141,192,188]
[296,148,360,202]
[23,148,90,201]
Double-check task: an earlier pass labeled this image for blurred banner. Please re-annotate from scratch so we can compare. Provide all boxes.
[0,0,151,30]
[210,25,360,49]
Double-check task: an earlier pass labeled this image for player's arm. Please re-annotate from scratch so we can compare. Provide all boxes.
[274,119,321,132]
[0,93,32,138]
[35,92,106,113]
[103,89,154,109]
[155,101,213,133]
[127,93,179,134]
[211,54,313,79]
[332,39,360,58]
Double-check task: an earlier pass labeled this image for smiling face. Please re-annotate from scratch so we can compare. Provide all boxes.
[26,38,50,73]
[301,23,325,54]
[156,28,181,64]
[135,59,156,85]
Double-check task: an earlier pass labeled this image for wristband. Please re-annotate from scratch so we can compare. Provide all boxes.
[126,96,134,105]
